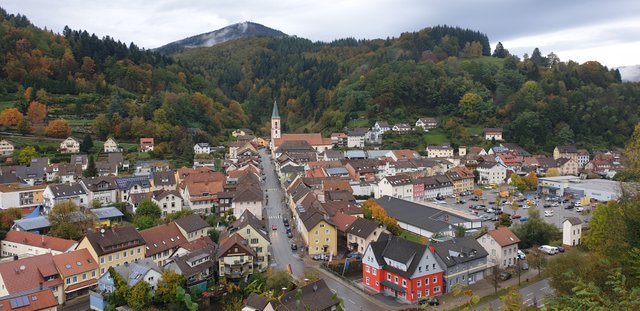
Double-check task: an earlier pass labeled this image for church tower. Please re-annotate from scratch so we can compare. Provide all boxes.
[271,99,281,140]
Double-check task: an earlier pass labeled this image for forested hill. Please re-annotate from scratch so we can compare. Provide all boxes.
[174,24,638,152]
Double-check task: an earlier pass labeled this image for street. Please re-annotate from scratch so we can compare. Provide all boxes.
[259,149,386,311]
[478,278,553,310]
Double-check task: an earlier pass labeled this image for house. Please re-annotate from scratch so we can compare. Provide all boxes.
[42,183,88,212]
[426,144,454,158]
[79,177,118,206]
[232,128,254,137]
[1,230,76,258]
[298,211,338,256]
[0,140,14,156]
[562,217,582,247]
[346,217,388,254]
[376,196,482,238]
[432,236,489,293]
[59,137,80,154]
[45,163,82,183]
[76,226,146,275]
[0,289,58,311]
[577,149,590,168]
[193,143,211,155]
[476,227,520,269]
[70,155,88,170]
[331,133,348,148]
[392,123,412,133]
[347,130,366,148]
[89,206,124,227]
[103,138,120,153]
[446,166,475,194]
[556,158,579,176]
[135,160,170,175]
[553,145,578,161]
[271,133,333,155]
[476,161,507,185]
[13,165,46,186]
[151,170,176,191]
[231,186,263,220]
[243,293,275,311]
[227,210,270,272]
[415,118,438,131]
[139,138,154,152]
[274,279,339,310]
[52,249,99,301]
[216,233,255,282]
[0,183,46,210]
[140,223,187,266]
[374,174,414,200]
[373,121,391,133]
[421,175,455,199]
[0,253,65,304]
[11,216,51,235]
[165,241,217,291]
[174,214,211,242]
[483,128,503,141]
[331,212,357,251]
[179,169,226,214]
[115,175,151,203]
[229,141,258,159]
[151,189,183,216]
[97,258,162,295]
[362,235,444,303]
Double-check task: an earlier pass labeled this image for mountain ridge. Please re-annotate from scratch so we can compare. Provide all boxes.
[154,21,287,55]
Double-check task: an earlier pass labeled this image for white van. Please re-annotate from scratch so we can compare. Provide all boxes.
[539,245,558,255]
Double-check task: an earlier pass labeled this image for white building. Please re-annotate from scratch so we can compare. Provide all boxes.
[415,117,438,131]
[1,230,77,258]
[0,140,14,156]
[562,217,582,247]
[42,183,88,211]
[347,131,366,148]
[538,176,622,201]
[426,144,454,158]
[484,128,503,141]
[194,143,211,154]
[59,137,80,154]
[476,161,507,184]
[477,227,520,269]
[152,190,183,217]
[103,138,120,153]
[231,187,263,220]
[374,174,413,200]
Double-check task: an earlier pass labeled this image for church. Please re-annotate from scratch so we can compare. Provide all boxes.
[270,100,333,156]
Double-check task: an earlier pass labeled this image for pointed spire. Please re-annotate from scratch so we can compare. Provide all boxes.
[272,99,280,119]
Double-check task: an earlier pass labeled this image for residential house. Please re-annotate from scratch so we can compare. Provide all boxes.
[0,183,46,211]
[0,253,65,304]
[390,149,420,162]
[1,230,76,258]
[45,163,82,183]
[42,183,87,212]
[483,128,503,141]
[174,214,211,242]
[11,216,51,235]
[476,161,507,185]
[362,235,444,303]
[13,165,46,186]
[446,167,474,194]
[140,223,187,266]
[0,289,58,311]
[271,133,333,155]
[346,217,388,254]
[243,293,275,311]
[374,174,414,200]
[151,170,176,191]
[227,210,270,272]
[331,212,357,252]
[426,144,454,158]
[563,217,582,247]
[553,145,578,161]
[151,189,183,216]
[193,143,211,155]
[557,158,579,176]
[392,123,412,133]
[88,206,124,227]
[370,121,391,142]
[298,211,337,256]
[376,196,482,238]
[347,130,366,148]
[415,118,438,131]
[76,226,146,275]
[432,237,489,293]
[274,279,339,311]
[216,233,255,282]
[79,177,118,206]
[421,175,455,199]
[135,160,170,175]
[476,227,520,269]
[103,138,120,153]
[228,141,258,159]
[496,153,523,172]
[97,258,162,296]
[232,186,263,220]
[232,128,254,137]
[165,241,217,291]
[52,249,99,301]
[115,175,151,204]
[59,137,80,154]
[70,155,88,170]
[577,149,590,168]
[331,133,348,148]
[179,169,225,214]
[139,138,154,152]
[0,140,14,156]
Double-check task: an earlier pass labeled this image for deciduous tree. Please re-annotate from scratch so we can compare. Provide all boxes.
[0,108,23,127]
[155,270,185,305]
[48,201,84,240]
[26,101,46,124]
[44,119,71,138]
[18,146,38,165]
[126,280,151,311]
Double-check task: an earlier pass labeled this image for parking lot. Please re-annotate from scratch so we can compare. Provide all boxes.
[430,188,593,229]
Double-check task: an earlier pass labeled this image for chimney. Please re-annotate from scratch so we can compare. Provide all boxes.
[13,255,18,261]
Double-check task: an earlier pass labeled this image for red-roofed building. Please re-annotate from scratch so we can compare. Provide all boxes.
[52,249,99,301]
[2,231,77,258]
[139,138,154,152]
[179,169,226,214]
[0,289,58,311]
[476,227,520,269]
[140,223,187,266]
[0,254,64,304]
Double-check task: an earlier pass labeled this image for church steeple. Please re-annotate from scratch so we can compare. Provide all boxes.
[271,99,281,140]
[271,99,280,119]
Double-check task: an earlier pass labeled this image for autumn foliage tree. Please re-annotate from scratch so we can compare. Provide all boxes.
[362,198,401,235]
[0,108,23,127]
[26,101,47,124]
[45,119,72,138]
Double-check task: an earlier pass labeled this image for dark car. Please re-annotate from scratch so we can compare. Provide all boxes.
[471,197,480,201]
[286,227,292,234]
[283,218,289,224]
[543,204,552,208]
[564,205,574,209]
[291,244,298,251]
[419,298,440,306]
[287,231,293,238]
[555,245,566,252]
[498,271,512,281]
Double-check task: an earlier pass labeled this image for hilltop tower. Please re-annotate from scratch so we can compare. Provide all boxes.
[271,99,281,140]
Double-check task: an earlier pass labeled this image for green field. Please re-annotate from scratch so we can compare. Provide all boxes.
[400,230,425,244]
[66,119,95,126]
[424,130,449,145]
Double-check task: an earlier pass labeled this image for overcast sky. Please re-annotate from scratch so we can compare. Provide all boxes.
[3,0,640,67]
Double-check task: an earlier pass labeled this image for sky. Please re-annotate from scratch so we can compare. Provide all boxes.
[3,0,640,67]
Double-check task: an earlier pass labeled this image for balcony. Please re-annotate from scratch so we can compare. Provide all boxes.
[223,266,253,279]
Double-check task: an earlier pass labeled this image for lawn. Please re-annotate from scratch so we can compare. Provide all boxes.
[400,230,425,244]
[423,130,449,145]
[347,118,371,129]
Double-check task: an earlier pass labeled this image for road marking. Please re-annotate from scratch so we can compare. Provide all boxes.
[540,286,548,291]
[348,299,356,305]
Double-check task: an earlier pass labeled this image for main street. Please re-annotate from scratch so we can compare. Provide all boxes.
[259,149,386,311]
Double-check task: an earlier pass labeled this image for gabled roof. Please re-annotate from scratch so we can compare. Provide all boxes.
[230,210,270,242]
[140,223,187,256]
[48,183,86,198]
[174,214,209,234]
[245,292,271,310]
[484,227,520,247]
[113,258,161,287]
[432,236,488,268]
[564,217,582,225]
[80,176,118,192]
[273,133,327,148]
[89,206,124,220]
[301,211,332,231]
[0,253,60,294]
[376,196,478,233]
[320,201,362,217]
[82,226,145,257]
[52,248,98,278]
[345,217,380,239]
[233,186,262,202]
[217,233,255,258]
[556,145,578,153]
[278,279,338,311]
[0,289,58,311]
[115,175,151,190]
[3,230,76,252]
[368,235,431,279]
[331,212,357,233]
[152,170,176,187]
[168,244,217,278]
[385,174,413,186]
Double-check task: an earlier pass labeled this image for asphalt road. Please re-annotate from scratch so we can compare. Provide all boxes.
[478,278,553,310]
[259,149,386,311]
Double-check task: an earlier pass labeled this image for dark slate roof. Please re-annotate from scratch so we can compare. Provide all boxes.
[275,140,316,154]
[278,279,338,311]
[301,211,330,231]
[168,244,217,279]
[152,170,176,187]
[432,236,488,268]
[230,210,270,242]
[564,217,582,225]
[83,226,145,256]
[272,100,280,118]
[48,183,86,198]
[14,166,45,180]
[90,206,124,219]
[368,235,428,279]
[557,145,578,153]
[345,217,380,239]
[81,176,118,191]
[115,175,151,190]
[245,293,270,310]
[385,174,413,186]
[477,161,501,169]
[174,214,209,233]
[376,196,476,233]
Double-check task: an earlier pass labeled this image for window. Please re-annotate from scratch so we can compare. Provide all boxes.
[83,273,87,280]
[387,273,391,281]
[366,266,370,273]
[372,268,377,276]
[434,286,440,293]
[376,281,379,286]
[418,291,422,298]
[425,289,430,296]
[100,257,104,264]
[417,280,422,287]
[66,278,71,285]
[366,277,370,285]
[73,276,77,283]
[425,278,429,285]
[394,276,398,284]
[108,255,112,262]
[402,279,407,287]
[247,228,250,234]
[251,238,259,244]
[101,268,105,274]
[92,271,96,278]
[123,251,127,258]
[320,224,325,228]
[433,276,437,283]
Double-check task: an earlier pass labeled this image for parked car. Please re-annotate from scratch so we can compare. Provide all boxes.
[485,207,496,213]
[511,214,522,219]
[312,254,329,261]
[551,202,560,207]
[283,218,289,224]
[575,206,585,212]
[564,204,574,209]
[287,232,293,238]
[286,227,292,234]
[291,244,298,251]
[272,224,278,230]
[543,204,552,208]
[555,245,566,253]
[539,245,558,255]
[471,197,480,201]
[498,271,512,281]
[574,201,582,207]
[458,200,466,204]
[544,210,554,217]
[517,250,526,260]
[519,217,529,222]
[419,298,440,306]
[521,262,530,270]
[521,204,530,209]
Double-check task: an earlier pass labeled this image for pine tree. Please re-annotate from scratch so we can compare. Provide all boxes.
[80,134,93,153]
[84,155,97,177]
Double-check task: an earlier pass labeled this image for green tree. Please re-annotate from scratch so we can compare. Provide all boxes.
[454,224,466,237]
[208,229,220,243]
[0,208,22,240]
[48,201,84,240]
[126,280,151,311]
[512,217,560,249]
[163,210,194,223]
[18,146,38,165]
[136,199,161,218]
[80,134,94,153]
[458,92,483,121]
[134,215,156,230]
[500,287,523,310]
[622,123,640,181]
[527,247,547,277]
[492,42,510,58]
[266,270,294,296]
[496,213,512,228]
[583,201,629,260]
[109,267,129,307]
[83,155,97,177]
[155,270,185,305]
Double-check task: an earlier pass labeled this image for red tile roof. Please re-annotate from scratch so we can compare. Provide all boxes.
[331,212,357,233]
[487,227,521,247]
[140,222,187,257]
[0,289,58,311]
[273,133,327,148]
[0,254,61,294]
[52,249,98,278]
[3,230,77,253]
[64,278,97,293]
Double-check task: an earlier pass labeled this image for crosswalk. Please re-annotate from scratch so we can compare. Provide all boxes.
[266,215,281,220]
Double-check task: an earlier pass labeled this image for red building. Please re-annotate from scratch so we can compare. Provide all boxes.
[362,235,444,303]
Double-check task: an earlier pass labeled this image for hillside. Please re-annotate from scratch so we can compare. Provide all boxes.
[154,21,287,55]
